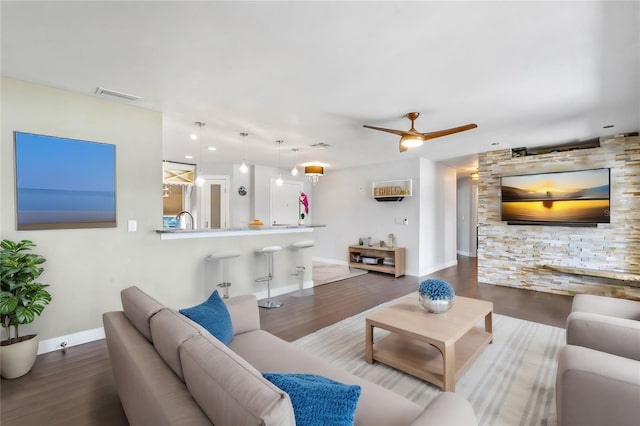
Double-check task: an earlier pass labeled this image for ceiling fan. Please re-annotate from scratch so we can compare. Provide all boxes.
[363,112,477,152]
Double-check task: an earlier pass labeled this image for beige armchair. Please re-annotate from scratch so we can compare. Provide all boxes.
[556,345,640,426]
[556,294,640,426]
[567,294,640,360]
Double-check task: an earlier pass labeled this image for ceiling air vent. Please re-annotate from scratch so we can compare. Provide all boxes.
[309,142,331,149]
[95,87,141,102]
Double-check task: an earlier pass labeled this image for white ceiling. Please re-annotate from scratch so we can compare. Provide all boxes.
[2,1,639,176]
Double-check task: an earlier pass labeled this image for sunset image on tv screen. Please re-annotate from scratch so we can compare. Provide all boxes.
[501,169,610,224]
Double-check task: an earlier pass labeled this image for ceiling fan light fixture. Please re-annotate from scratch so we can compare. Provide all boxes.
[399,134,425,148]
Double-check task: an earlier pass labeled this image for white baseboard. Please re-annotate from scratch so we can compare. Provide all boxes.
[38,327,105,355]
[457,250,477,258]
[312,256,348,266]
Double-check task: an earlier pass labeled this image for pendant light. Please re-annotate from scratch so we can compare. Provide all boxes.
[194,121,206,187]
[239,132,249,174]
[275,140,283,186]
[305,165,324,184]
[291,148,299,176]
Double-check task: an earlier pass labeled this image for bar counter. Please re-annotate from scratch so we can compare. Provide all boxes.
[156,224,325,240]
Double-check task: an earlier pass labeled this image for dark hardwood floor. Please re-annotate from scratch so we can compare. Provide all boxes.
[0,256,572,426]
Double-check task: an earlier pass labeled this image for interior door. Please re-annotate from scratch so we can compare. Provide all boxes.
[199,177,229,229]
[270,180,303,225]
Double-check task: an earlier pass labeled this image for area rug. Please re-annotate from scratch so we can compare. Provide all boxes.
[292,295,565,426]
[312,261,368,286]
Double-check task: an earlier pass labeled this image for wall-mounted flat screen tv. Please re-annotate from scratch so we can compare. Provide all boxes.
[14,132,116,230]
[501,168,610,225]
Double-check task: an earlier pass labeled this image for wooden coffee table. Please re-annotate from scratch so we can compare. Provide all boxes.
[365,295,493,392]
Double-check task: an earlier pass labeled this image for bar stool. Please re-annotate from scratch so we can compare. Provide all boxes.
[255,245,283,308]
[206,250,240,299]
[290,240,314,288]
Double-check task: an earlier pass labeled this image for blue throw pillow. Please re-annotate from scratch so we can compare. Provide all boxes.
[179,290,234,345]
[263,373,361,426]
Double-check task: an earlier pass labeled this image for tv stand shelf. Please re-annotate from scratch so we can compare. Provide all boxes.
[348,245,405,278]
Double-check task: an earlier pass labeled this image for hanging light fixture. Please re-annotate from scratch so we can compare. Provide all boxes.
[275,140,284,186]
[239,132,249,174]
[305,165,324,184]
[291,148,299,176]
[194,121,206,187]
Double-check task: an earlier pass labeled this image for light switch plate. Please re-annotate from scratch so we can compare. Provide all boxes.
[127,219,137,232]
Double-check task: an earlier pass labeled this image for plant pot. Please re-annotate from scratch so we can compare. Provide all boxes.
[1,334,39,379]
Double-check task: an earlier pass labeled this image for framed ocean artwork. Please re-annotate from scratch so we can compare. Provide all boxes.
[14,132,116,230]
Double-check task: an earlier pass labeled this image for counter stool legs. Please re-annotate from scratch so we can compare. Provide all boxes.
[255,246,283,309]
[206,250,240,299]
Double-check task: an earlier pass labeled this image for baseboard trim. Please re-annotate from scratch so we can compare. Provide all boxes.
[38,327,105,355]
[312,256,348,266]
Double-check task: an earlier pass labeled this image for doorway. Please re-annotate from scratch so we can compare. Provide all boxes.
[270,179,303,225]
[198,176,230,229]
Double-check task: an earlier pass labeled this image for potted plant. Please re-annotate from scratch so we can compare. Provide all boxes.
[0,239,52,379]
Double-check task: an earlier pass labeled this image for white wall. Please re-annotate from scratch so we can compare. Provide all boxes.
[313,157,457,277]
[0,78,313,347]
[418,158,458,275]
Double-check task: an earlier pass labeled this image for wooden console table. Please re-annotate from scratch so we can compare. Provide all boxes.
[348,245,405,278]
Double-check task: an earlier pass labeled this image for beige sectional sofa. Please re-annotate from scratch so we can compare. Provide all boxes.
[103,286,477,425]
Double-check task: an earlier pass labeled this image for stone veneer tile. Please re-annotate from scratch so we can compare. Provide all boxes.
[477,136,640,300]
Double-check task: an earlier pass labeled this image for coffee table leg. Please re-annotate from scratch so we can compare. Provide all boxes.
[442,342,455,392]
[485,311,493,343]
[365,320,373,364]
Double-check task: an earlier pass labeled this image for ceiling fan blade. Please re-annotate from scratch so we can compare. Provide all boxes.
[421,123,478,140]
[363,124,405,137]
[399,141,408,153]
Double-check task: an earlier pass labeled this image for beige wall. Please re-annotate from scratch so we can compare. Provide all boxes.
[0,78,312,343]
[477,136,640,299]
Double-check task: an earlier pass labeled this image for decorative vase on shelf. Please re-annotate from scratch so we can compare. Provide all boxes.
[418,279,455,314]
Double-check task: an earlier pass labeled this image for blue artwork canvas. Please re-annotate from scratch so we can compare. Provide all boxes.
[15,132,116,230]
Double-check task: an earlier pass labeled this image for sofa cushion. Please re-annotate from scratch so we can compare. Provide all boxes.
[263,373,361,426]
[150,308,201,381]
[180,333,295,425]
[121,286,165,342]
[180,290,234,344]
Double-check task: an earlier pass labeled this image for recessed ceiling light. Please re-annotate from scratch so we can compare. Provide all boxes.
[190,134,198,140]
[207,146,216,151]
[603,124,614,129]
[185,155,193,159]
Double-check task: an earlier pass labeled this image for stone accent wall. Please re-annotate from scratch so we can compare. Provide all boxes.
[477,136,640,299]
